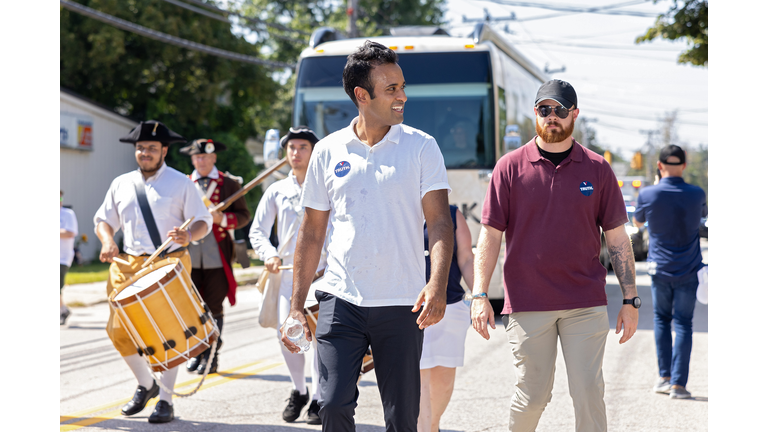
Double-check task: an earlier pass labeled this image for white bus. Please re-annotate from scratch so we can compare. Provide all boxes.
[291,23,547,306]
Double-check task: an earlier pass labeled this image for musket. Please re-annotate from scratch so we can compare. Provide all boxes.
[212,158,288,212]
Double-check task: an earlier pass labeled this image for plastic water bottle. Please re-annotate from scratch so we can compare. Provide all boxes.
[283,318,310,353]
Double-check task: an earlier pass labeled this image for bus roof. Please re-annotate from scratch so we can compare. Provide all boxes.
[300,35,488,59]
[299,24,547,83]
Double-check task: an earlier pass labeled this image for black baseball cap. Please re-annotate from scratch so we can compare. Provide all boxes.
[280,126,320,148]
[659,145,686,165]
[535,79,578,109]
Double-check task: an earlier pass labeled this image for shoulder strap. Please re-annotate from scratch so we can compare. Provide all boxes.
[133,179,164,249]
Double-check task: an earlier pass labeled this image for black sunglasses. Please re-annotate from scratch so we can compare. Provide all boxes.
[536,105,573,119]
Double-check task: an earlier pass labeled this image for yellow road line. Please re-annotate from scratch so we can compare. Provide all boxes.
[60,360,280,431]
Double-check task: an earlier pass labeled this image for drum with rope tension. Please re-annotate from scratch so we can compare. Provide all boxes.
[109,257,219,372]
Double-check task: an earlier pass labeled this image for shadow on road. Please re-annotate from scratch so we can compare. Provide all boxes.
[63,417,387,431]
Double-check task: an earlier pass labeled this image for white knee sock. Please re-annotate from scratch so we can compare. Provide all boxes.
[280,343,307,394]
[123,354,154,389]
[159,365,179,404]
[310,342,320,401]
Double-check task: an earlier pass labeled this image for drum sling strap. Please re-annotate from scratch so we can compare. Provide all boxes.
[133,180,167,257]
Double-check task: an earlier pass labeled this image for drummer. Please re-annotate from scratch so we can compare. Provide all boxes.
[94,120,213,424]
[248,126,323,425]
[179,139,251,375]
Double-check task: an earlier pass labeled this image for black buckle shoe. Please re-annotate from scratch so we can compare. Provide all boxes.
[198,350,218,374]
[282,387,309,422]
[307,399,321,425]
[148,400,174,423]
[60,308,71,326]
[186,355,201,372]
[121,381,159,416]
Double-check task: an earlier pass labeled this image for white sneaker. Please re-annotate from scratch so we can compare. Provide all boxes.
[653,378,672,394]
[670,386,692,399]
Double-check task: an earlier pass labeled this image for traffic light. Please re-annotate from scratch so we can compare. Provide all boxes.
[630,151,643,170]
[603,150,612,165]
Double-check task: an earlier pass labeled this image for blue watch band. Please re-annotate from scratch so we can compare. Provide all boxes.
[472,293,488,299]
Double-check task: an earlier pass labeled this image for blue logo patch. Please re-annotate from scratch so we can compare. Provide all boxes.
[334,161,351,178]
[579,181,594,196]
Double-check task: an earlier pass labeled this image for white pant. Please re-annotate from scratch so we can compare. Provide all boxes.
[277,272,320,400]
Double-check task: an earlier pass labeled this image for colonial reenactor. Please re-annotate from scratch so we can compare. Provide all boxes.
[94,120,213,423]
[249,126,323,424]
[180,139,251,374]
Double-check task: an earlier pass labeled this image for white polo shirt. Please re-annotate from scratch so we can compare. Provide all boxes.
[301,117,451,307]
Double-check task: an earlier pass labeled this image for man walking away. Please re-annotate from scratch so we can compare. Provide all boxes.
[634,144,707,400]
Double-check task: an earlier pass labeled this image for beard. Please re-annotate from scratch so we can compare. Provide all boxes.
[139,157,164,175]
[536,119,574,144]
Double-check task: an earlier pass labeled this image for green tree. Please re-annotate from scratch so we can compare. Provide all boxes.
[636,0,707,66]
[61,0,283,214]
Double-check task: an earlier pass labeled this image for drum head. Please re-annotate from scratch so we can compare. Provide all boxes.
[115,263,177,301]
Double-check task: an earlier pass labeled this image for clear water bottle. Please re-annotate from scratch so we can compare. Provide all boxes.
[283,318,310,353]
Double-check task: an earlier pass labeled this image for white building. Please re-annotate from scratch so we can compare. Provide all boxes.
[60,88,137,263]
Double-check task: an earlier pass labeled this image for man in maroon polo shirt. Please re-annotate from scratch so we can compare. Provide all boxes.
[470,79,640,432]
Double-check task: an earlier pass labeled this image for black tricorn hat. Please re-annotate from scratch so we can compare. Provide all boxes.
[119,120,186,145]
[280,126,320,148]
[179,138,228,155]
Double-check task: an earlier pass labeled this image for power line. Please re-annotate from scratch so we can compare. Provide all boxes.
[162,0,307,44]
[479,0,659,18]
[60,0,294,69]
[583,108,708,126]
[182,0,310,36]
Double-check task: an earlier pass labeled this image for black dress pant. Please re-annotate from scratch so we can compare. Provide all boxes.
[314,291,423,432]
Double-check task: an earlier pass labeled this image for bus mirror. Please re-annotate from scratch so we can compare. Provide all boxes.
[504,124,521,152]
[263,129,281,166]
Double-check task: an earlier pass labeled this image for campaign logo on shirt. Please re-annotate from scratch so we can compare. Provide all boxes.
[334,161,351,178]
[579,181,594,196]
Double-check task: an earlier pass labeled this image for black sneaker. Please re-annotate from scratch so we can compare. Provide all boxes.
[60,308,71,326]
[282,387,309,422]
[307,399,321,425]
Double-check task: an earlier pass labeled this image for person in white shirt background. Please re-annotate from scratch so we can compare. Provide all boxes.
[93,120,213,424]
[60,190,78,325]
[249,126,324,425]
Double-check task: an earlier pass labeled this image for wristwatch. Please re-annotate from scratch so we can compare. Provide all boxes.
[623,297,642,308]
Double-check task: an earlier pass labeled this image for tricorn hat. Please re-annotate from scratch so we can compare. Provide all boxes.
[179,138,227,155]
[279,126,320,148]
[119,120,186,145]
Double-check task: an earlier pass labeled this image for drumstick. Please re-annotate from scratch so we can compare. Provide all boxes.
[141,217,195,269]
[112,257,131,266]
[278,265,293,270]
[212,158,288,213]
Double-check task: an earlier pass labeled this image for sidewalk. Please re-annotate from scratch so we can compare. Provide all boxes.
[62,265,265,307]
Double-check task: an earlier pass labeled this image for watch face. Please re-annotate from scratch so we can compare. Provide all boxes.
[633,297,642,308]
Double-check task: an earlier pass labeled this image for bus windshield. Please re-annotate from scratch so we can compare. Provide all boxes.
[294,52,495,168]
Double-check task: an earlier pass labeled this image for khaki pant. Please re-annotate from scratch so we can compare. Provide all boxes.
[105,251,192,357]
[503,306,609,432]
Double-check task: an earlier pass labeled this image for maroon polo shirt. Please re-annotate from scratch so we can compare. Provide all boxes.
[482,138,627,314]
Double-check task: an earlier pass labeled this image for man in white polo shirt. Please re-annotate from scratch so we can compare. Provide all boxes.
[281,40,455,431]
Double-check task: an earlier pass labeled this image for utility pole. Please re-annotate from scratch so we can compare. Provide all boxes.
[347,0,359,38]
[639,129,658,183]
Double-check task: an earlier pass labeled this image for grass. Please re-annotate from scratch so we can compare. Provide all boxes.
[65,261,111,285]
[64,258,265,285]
